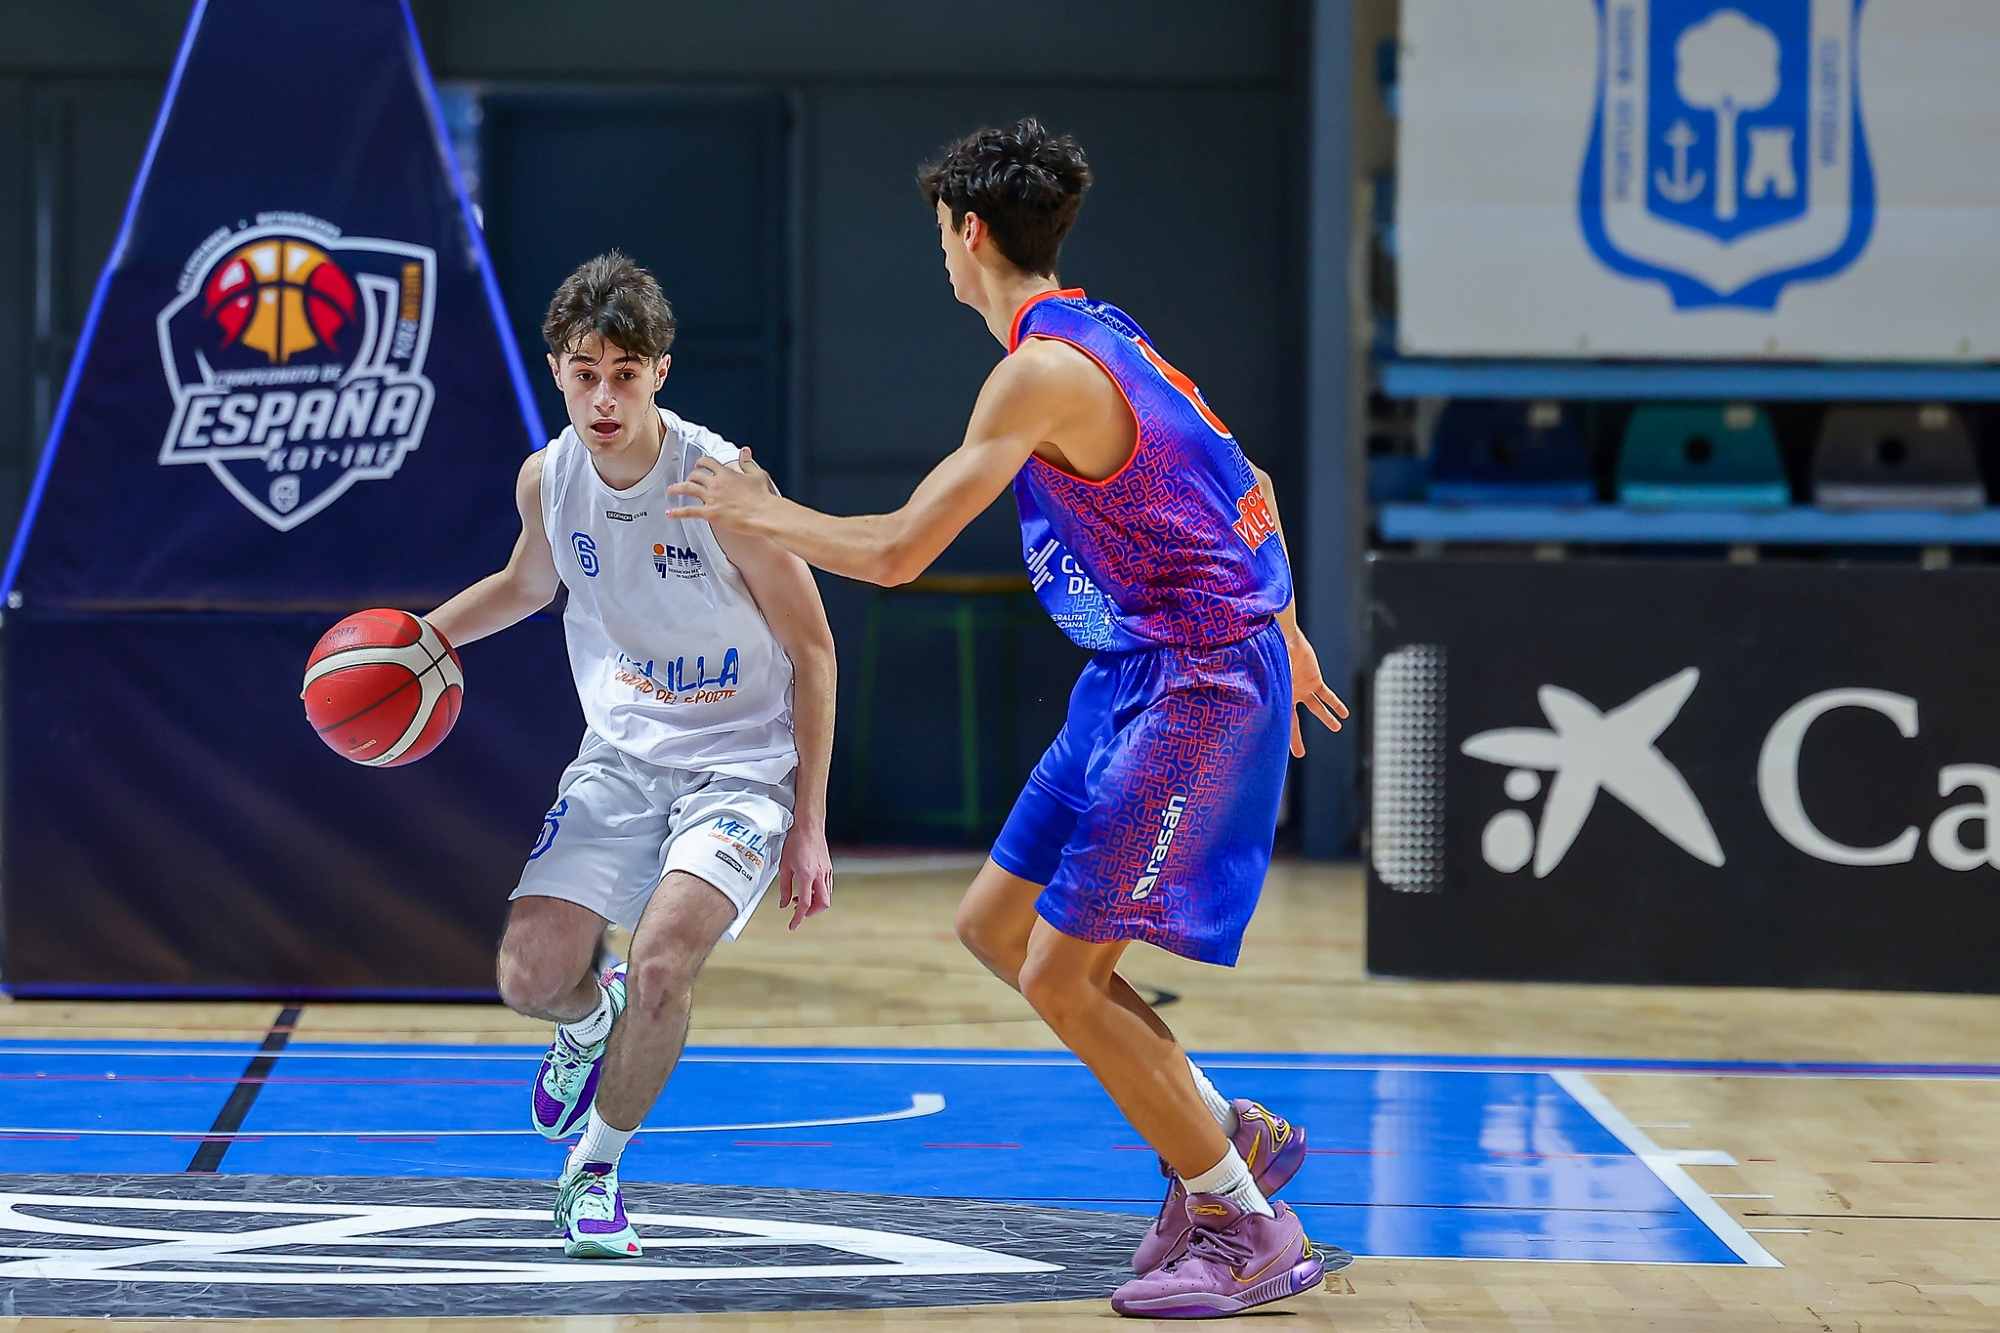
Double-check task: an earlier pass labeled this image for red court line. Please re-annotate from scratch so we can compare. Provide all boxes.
[356,1137,438,1143]
[0,1073,528,1087]
[1488,1152,1617,1160]
[0,1133,77,1141]
[924,1142,1020,1149]
[1864,1144,1960,1160]
[1307,1148,1396,1155]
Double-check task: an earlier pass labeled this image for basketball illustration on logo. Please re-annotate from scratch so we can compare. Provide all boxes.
[156,212,439,531]
[202,238,359,363]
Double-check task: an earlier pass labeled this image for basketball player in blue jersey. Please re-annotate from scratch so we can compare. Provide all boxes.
[671,120,1351,1317]
[426,254,837,1258]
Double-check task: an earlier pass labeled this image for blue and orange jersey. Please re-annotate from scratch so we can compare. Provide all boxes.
[1009,289,1292,653]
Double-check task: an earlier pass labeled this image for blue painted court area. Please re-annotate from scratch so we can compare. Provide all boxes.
[0,1041,1772,1264]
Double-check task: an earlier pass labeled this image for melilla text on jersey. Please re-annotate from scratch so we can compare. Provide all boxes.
[613,649,742,706]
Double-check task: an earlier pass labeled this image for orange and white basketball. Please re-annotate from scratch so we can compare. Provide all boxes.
[302,609,463,767]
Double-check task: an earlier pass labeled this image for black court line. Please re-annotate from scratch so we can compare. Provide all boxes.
[184,1005,302,1173]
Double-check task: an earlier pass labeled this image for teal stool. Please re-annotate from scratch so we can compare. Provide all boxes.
[850,574,1038,841]
[1617,402,1789,509]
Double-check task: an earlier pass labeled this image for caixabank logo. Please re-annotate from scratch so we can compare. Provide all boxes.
[156,212,437,531]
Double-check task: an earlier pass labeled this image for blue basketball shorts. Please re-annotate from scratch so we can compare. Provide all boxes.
[989,620,1291,966]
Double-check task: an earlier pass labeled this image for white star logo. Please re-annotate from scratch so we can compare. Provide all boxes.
[1463,668,1724,877]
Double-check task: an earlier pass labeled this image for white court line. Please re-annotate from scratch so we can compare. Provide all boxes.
[0,1093,944,1141]
[1553,1071,1781,1268]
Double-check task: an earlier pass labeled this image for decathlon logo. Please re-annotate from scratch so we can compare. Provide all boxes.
[1579,1,1873,310]
[156,212,438,531]
[1463,668,1724,877]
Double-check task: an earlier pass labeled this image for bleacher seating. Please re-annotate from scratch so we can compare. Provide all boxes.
[1616,402,1789,509]
[1811,405,1985,511]
[1425,400,1594,505]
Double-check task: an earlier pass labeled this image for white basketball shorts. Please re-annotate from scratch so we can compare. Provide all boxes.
[511,731,795,939]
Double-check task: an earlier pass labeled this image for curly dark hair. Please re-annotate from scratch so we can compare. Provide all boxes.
[917,118,1092,277]
[542,251,676,359]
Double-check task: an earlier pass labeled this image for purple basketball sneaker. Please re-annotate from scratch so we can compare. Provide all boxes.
[1112,1196,1334,1319]
[1132,1098,1308,1274]
[532,963,626,1140]
[555,1158,642,1259]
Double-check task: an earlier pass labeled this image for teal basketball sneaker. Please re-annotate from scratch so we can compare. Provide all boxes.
[532,962,626,1140]
[555,1157,642,1258]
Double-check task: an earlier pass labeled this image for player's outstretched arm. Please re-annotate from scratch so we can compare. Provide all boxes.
[425,451,562,647]
[1248,463,1350,756]
[713,523,837,929]
[666,353,1066,586]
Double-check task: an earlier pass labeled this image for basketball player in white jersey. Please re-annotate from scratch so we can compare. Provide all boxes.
[425,252,836,1258]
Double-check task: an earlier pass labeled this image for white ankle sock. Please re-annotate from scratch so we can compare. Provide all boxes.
[1186,1058,1240,1136]
[560,983,615,1047]
[1183,1146,1274,1218]
[567,1108,636,1171]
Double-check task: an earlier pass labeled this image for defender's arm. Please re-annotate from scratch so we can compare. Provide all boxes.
[1247,462,1349,754]
[711,523,837,929]
[667,351,1074,586]
[426,451,562,647]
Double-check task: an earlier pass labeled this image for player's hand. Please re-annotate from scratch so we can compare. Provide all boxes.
[776,822,834,930]
[667,448,775,529]
[1285,628,1348,757]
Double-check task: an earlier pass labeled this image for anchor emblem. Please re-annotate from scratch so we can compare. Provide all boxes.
[1653,119,1706,205]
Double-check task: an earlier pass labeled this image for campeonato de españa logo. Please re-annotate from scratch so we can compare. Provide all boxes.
[156,211,438,532]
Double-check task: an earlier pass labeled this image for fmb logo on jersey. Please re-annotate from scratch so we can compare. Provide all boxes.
[156,212,437,531]
[1579,0,1873,310]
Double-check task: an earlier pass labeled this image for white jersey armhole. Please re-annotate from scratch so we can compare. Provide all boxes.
[661,407,741,468]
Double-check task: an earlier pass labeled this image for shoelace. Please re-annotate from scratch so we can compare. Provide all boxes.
[1169,1217,1256,1273]
[558,1165,615,1219]
[545,1033,598,1093]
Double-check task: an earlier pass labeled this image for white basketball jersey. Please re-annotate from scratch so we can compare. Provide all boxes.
[542,408,795,783]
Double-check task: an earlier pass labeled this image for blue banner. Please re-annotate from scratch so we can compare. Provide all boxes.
[4,0,541,609]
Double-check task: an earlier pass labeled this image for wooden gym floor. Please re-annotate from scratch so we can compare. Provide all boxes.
[4,858,2000,1330]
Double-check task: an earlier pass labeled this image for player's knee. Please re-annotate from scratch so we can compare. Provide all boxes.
[625,951,697,1021]
[1016,954,1088,1028]
[954,903,1018,981]
[494,949,569,1017]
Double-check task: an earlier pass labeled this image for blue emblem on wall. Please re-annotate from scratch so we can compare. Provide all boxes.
[1579,0,1873,310]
